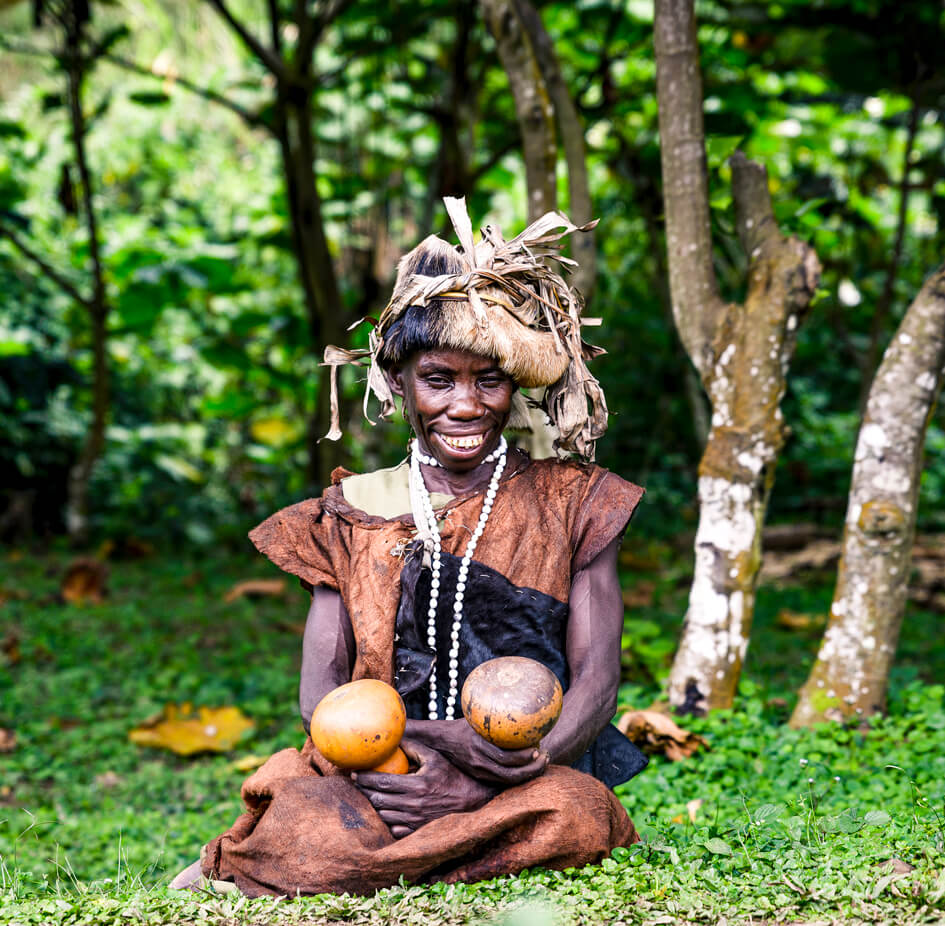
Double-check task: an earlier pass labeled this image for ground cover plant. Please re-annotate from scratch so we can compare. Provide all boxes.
[2,545,945,924]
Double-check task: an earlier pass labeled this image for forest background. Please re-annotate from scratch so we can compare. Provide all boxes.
[2,0,945,923]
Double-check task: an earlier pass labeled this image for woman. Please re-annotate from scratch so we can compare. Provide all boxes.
[174,199,646,897]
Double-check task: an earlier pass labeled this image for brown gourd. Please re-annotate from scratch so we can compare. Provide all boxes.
[461,656,563,749]
[310,679,407,771]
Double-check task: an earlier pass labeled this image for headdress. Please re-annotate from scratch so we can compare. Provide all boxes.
[323,196,608,459]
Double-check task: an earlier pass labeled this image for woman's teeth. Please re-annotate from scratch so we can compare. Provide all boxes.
[441,434,484,450]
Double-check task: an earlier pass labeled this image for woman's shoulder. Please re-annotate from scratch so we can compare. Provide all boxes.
[516,455,644,500]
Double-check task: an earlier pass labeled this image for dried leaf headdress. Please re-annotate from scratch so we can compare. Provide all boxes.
[323,196,609,460]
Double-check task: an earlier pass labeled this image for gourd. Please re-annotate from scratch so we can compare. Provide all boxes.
[461,657,563,749]
[310,679,407,771]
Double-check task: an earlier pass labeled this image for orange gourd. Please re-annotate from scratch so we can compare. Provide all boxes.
[310,679,407,770]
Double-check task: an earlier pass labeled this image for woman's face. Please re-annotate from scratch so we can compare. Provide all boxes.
[388,348,516,473]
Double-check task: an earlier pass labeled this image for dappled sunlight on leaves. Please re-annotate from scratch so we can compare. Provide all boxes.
[129,703,254,756]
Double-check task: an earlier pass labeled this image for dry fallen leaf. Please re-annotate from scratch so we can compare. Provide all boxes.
[1,630,21,666]
[129,703,254,756]
[95,771,123,789]
[776,608,825,631]
[223,578,287,603]
[61,558,109,604]
[616,709,708,761]
[622,581,656,609]
[229,754,271,773]
[0,728,16,753]
[687,798,704,822]
[876,858,915,875]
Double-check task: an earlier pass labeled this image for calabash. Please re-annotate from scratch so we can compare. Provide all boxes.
[461,657,563,749]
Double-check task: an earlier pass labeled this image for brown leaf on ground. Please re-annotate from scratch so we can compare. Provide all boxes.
[129,703,254,756]
[0,728,16,753]
[98,537,156,560]
[622,581,656,609]
[95,771,123,789]
[61,558,109,604]
[1,629,21,665]
[776,609,826,631]
[616,709,708,761]
[222,578,287,603]
[876,858,915,875]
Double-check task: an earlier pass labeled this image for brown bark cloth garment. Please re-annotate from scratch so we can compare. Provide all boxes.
[202,451,645,897]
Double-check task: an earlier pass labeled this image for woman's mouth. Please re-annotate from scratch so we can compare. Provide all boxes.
[439,433,485,452]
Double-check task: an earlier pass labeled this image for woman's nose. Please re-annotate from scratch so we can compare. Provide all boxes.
[449,383,486,418]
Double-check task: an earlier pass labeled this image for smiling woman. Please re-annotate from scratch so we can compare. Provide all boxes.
[171,198,647,897]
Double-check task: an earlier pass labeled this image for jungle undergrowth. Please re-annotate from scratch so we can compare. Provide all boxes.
[2,546,944,924]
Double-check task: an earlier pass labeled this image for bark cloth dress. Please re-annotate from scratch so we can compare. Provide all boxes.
[201,450,647,897]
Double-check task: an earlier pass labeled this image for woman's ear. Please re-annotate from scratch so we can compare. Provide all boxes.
[384,366,405,399]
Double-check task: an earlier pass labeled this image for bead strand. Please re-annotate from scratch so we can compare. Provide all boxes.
[409,438,507,720]
[412,437,507,468]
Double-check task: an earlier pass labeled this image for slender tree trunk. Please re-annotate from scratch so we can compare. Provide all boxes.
[479,0,557,220]
[858,96,920,414]
[204,0,351,490]
[655,0,821,713]
[791,266,945,726]
[510,0,595,301]
[62,10,110,543]
[480,0,599,458]
[274,92,347,489]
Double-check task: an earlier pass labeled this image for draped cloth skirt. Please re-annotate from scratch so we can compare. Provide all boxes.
[201,743,639,898]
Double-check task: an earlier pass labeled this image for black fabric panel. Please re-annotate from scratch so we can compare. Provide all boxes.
[392,542,647,789]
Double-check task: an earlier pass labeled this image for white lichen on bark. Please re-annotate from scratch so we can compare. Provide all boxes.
[791,266,945,726]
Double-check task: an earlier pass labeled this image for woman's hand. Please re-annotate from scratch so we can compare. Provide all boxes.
[352,739,498,839]
[403,718,549,785]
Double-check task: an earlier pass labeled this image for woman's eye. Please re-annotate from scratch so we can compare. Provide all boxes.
[479,377,507,389]
[424,376,452,388]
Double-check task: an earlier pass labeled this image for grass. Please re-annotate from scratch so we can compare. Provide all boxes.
[2,542,945,924]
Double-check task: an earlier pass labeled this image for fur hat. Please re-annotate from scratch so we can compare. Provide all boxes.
[323,197,607,459]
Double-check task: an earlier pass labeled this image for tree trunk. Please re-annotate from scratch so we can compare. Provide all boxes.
[654,0,821,713]
[63,12,110,544]
[510,0,596,301]
[204,0,350,491]
[480,0,597,458]
[791,266,945,727]
[274,92,347,490]
[479,0,557,221]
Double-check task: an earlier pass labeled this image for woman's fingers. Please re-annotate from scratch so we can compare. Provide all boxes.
[390,824,413,839]
[472,751,549,783]
[376,808,418,827]
[352,769,417,793]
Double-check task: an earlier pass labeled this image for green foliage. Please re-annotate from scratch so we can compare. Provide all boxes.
[2,550,945,923]
[1,0,943,541]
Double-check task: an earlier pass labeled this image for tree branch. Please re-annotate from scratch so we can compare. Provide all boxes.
[102,52,267,129]
[204,0,287,80]
[0,223,91,308]
[731,150,777,257]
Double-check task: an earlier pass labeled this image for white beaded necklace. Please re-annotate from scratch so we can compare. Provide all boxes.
[408,436,508,720]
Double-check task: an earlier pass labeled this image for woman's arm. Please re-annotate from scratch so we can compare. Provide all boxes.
[541,537,623,766]
[405,536,624,778]
[299,587,355,735]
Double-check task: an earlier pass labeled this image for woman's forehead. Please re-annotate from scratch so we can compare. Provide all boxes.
[411,349,504,374]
